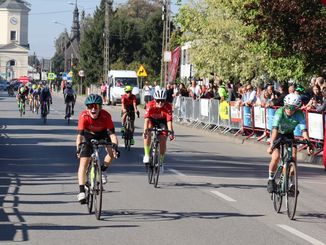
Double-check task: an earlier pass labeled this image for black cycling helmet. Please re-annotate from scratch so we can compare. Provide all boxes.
[85,94,103,106]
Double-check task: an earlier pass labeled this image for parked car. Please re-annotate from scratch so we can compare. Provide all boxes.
[0,80,9,91]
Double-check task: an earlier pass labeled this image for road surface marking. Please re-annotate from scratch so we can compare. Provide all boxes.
[210,190,236,202]
[277,224,325,245]
[168,168,186,176]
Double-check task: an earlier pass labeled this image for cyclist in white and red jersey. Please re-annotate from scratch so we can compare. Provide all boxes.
[143,89,175,165]
[76,94,119,204]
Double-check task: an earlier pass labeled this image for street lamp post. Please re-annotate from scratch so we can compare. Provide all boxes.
[53,21,68,72]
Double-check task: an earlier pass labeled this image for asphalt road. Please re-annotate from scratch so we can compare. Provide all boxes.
[0,90,325,245]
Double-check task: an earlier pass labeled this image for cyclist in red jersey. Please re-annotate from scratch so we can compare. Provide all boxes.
[121,85,139,145]
[76,94,119,204]
[143,89,175,165]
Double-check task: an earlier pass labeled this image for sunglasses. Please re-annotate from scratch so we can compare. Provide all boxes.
[285,105,297,111]
[87,104,100,110]
[155,99,166,104]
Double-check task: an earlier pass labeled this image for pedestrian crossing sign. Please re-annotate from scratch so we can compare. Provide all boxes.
[137,65,147,77]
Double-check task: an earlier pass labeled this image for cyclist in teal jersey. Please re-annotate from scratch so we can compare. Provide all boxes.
[267,93,313,193]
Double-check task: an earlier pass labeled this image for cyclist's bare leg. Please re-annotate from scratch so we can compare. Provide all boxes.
[121,112,127,126]
[269,148,280,173]
[159,135,167,156]
[78,157,91,185]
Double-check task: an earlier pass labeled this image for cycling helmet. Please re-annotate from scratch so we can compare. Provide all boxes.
[20,87,25,93]
[284,93,302,108]
[153,89,167,100]
[66,83,72,89]
[32,84,37,90]
[124,85,133,92]
[85,94,103,105]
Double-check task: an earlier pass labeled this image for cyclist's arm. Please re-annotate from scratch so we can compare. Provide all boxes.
[143,118,150,134]
[108,129,118,145]
[133,99,138,112]
[167,120,173,133]
[76,133,84,150]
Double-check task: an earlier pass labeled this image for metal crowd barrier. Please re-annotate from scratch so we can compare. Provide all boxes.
[173,96,325,159]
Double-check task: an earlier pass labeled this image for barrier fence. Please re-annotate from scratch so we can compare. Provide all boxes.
[173,96,325,167]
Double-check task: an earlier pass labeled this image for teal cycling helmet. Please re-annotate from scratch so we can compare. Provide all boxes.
[85,94,103,106]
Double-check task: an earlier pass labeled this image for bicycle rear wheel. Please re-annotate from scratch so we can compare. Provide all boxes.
[152,142,160,188]
[67,104,71,125]
[85,182,93,214]
[124,121,131,151]
[272,167,283,213]
[286,161,298,220]
[94,164,103,220]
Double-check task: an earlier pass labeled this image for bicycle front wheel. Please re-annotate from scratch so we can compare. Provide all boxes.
[272,168,283,213]
[94,164,103,220]
[152,142,161,188]
[147,144,155,184]
[286,161,298,220]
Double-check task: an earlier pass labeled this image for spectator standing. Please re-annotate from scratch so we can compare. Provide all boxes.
[143,80,152,108]
[178,83,188,97]
[316,87,326,112]
[188,79,200,99]
[270,84,288,106]
[166,83,174,103]
[217,80,228,101]
[243,84,256,106]
[316,77,325,90]
[100,82,107,105]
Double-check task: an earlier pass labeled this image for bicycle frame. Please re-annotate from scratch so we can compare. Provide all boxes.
[275,143,293,195]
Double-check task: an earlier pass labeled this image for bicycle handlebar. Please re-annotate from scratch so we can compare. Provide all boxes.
[271,137,312,151]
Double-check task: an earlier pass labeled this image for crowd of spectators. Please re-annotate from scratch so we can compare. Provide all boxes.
[168,76,326,112]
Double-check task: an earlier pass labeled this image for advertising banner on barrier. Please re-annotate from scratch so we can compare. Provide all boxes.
[219,101,229,120]
[230,102,241,122]
[243,106,252,127]
[308,112,324,140]
[266,108,276,130]
[254,106,265,129]
[200,99,209,117]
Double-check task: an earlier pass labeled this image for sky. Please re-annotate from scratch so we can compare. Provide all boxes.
[27,0,187,60]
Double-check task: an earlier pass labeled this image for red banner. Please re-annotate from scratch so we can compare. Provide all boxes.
[167,46,181,84]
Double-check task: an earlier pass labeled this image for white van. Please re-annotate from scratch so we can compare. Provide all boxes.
[107,70,140,105]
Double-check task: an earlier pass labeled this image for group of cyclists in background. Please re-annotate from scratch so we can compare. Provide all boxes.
[12,80,77,121]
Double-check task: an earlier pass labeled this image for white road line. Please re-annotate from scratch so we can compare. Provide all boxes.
[210,190,236,202]
[277,224,325,245]
[168,168,186,176]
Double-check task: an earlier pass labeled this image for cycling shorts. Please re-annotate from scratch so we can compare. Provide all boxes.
[149,119,168,137]
[274,133,296,150]
[79,130,111,158]
[121,106,135,121]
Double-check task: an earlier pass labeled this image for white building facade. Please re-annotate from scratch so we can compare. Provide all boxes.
[0,0,30,80]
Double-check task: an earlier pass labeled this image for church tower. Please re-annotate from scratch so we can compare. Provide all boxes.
[71,0,80,42]
[0,0,30,80]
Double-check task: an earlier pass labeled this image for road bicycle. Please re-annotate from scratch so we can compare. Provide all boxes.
[123,111,139,151]
[270,137,312,220]
[83,139,118,220]
[18,98,26,117]
[65,101,73,125]
[34,96,40,114]
[41,100,49,124]
[146,127,172,188]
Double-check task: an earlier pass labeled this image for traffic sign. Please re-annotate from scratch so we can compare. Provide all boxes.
[137,65,148,77]
[47,72,56,80]
[78,70,85,77]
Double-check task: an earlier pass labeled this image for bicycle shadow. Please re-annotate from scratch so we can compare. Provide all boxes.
[100,208,264,222]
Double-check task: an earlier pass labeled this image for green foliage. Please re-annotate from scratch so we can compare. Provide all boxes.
[176,0,326,83]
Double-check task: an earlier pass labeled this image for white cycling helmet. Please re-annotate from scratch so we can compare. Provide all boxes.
[153,89,167,100]
[284,93,302,108]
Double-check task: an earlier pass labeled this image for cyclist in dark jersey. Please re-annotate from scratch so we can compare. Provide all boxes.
[76,94,119,204]
[120,85,139,145]
[267,93,313,193]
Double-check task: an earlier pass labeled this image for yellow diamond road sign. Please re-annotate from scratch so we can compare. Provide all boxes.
[137,65,147,77]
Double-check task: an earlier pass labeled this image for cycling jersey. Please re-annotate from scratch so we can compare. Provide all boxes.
[121,94,137,109]
[64,88,76,103]
[40,89,52,103]
[272,107,306,134]
[144,100,173,122]
[78,109,115,135]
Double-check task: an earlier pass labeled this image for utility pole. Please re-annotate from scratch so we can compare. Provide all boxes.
[103,0,113,83]
[160,0,171,87]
